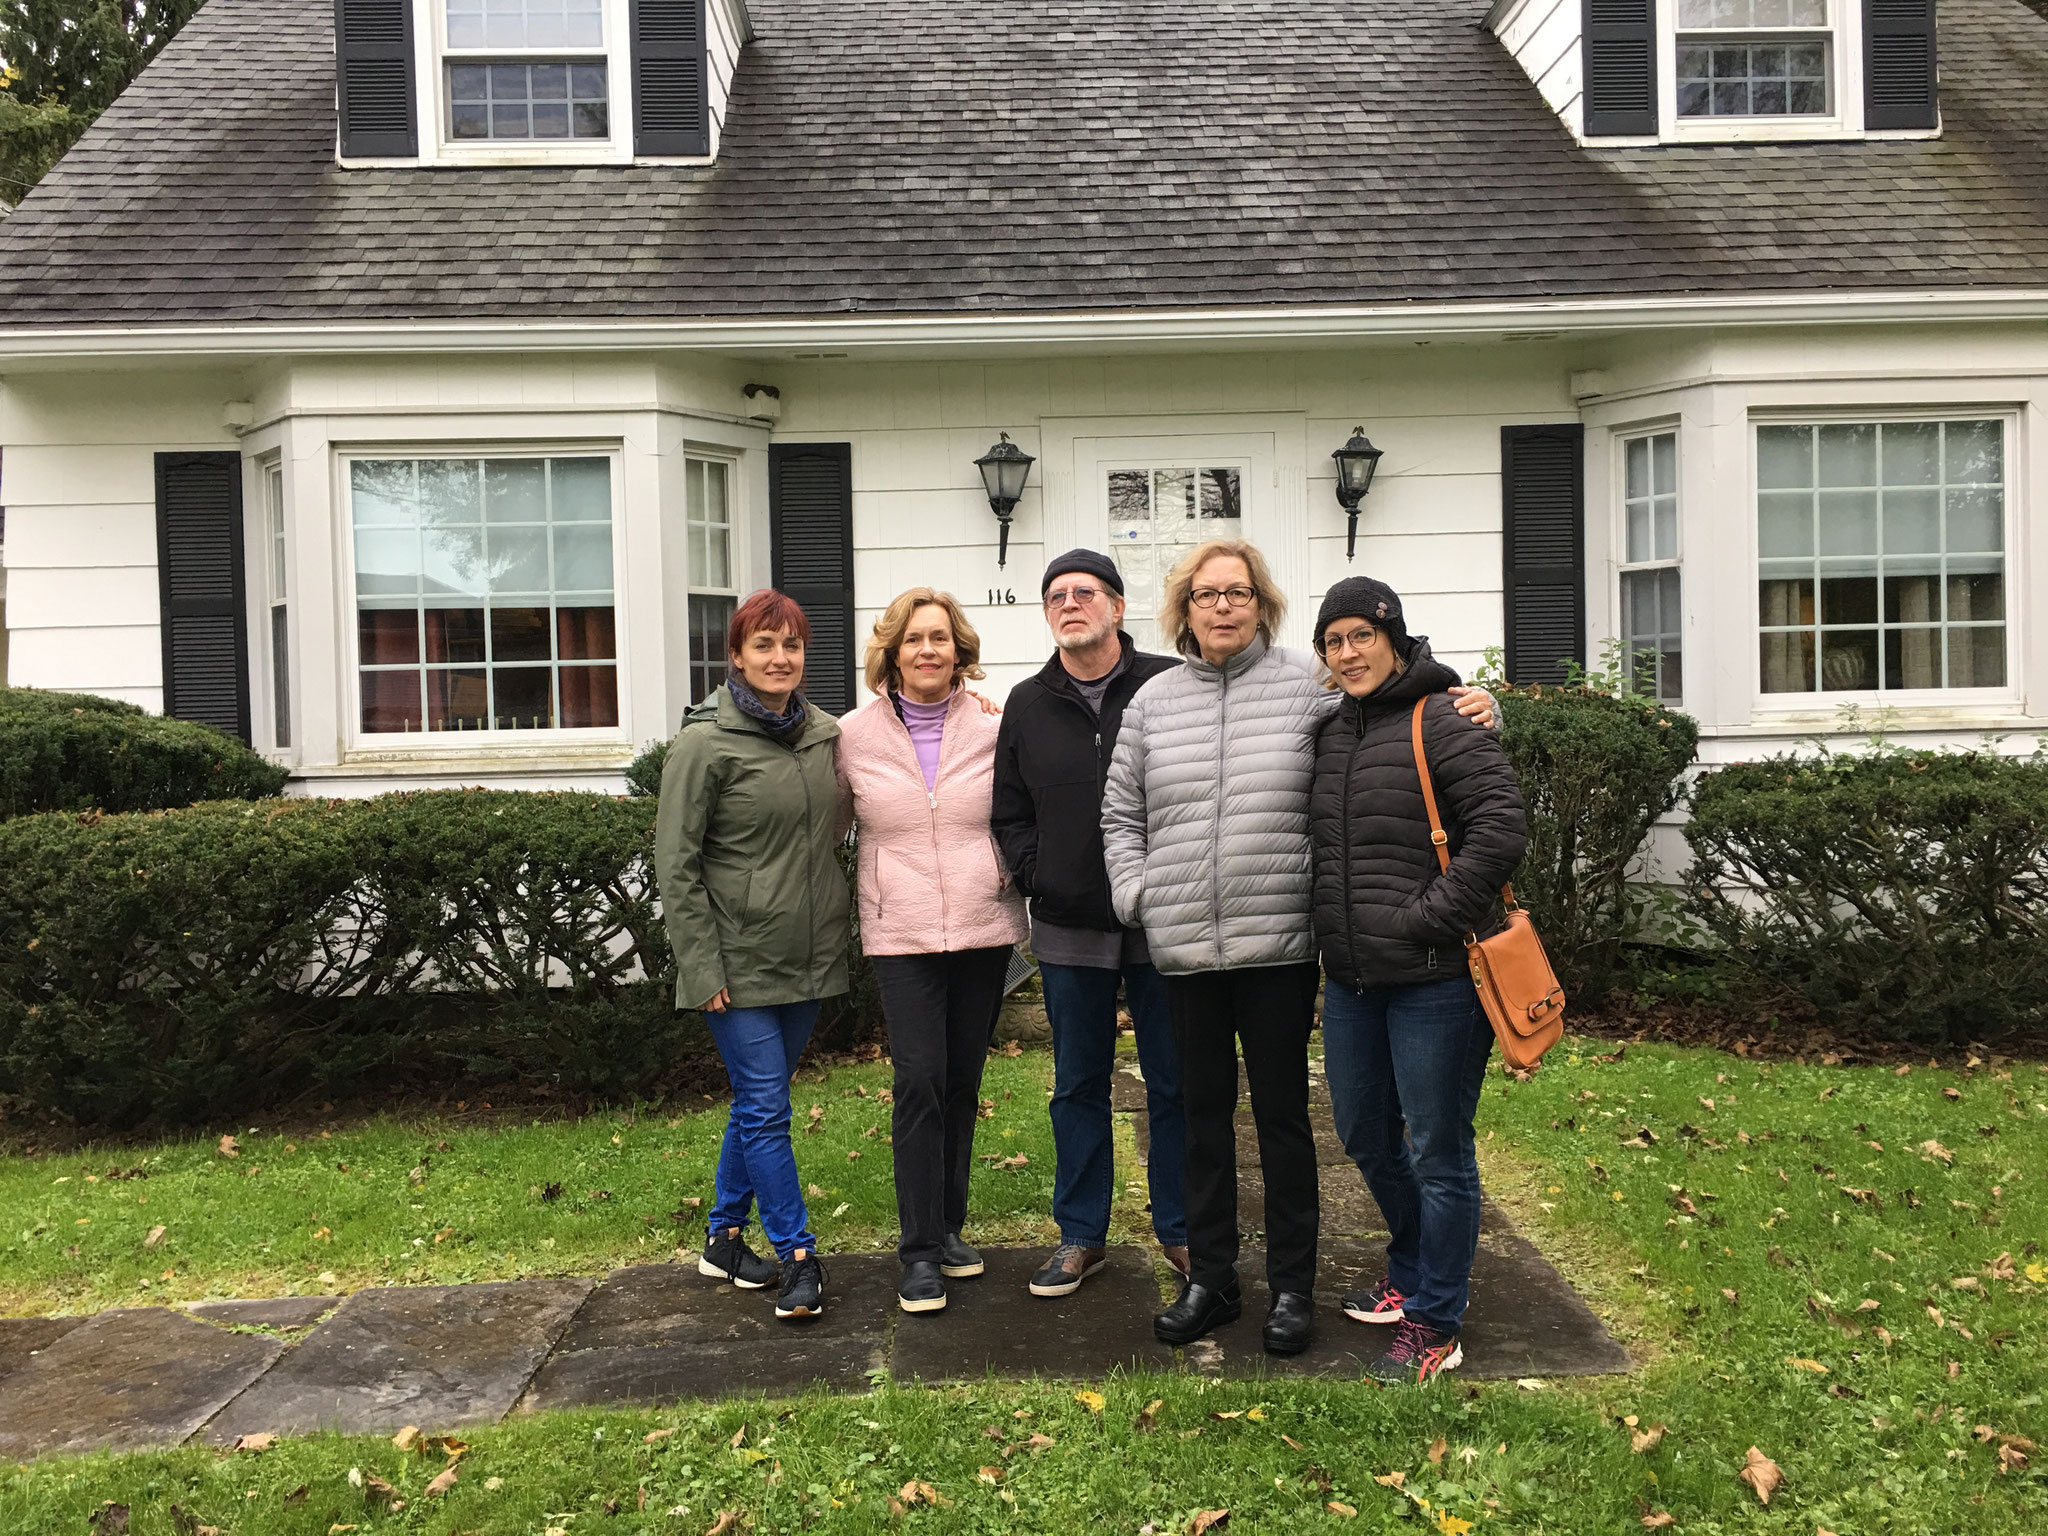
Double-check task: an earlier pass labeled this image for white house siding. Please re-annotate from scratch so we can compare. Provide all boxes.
[1489,0,1584,138]
[2,323,2045,813]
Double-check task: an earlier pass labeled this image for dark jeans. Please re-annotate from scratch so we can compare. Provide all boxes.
[872,946,1012,1266]
[1322,974,1494,1333]
[1041,960,1186,1249]
[1164,961,1321,1296]
[705,999,823,1259]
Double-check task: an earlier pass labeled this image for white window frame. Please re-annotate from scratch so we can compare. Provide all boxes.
[684,452,741,706]
[1659,0,1867,142]
[416,0,636,167]
[1748,408,2022,714]
[1617,428,1684,705]
[338,442,631,750]
[264,459,293,752]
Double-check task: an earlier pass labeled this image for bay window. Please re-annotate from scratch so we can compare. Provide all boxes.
[351,454,620,734]
[1619,432,1682,704]
[1757,420,2007,696]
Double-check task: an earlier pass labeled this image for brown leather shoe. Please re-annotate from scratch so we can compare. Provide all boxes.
[1028,1243,1107,1297]
[1162,1245,1191,1279]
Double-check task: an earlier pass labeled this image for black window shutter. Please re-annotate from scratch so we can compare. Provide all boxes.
[155,453,252,743]
[1501,425,1586,688]
[1864,0,1937,130]
[335,0,417,158]
[1581,0,1657,136]
[632,0,710,156]
[770,443,856,717]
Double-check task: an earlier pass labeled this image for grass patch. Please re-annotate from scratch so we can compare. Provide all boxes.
[1,1040,2044,1532]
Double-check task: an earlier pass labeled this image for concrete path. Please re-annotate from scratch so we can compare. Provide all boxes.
[0,1062,1629,1460]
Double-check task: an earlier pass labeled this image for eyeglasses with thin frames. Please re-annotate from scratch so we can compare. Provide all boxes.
[1314,625,1381,658]
[1043,584,1107,610]
[1189,585,1257,610]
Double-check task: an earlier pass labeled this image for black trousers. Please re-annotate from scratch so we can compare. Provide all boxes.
[871,946,1012,1266]
[1165,961,1321,1296]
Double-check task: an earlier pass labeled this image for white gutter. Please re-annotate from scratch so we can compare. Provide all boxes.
[2,288,2047,361]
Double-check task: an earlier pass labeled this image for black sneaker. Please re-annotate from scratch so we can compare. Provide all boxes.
[939,1233,984,1279]
[698,1226,777,1289]
[1365,1318,1463,1384]
[1028,1243,1107,1297]
[899,1260,948,1313]
[1341,1278,1407,1325]
[776,1247,826,1320]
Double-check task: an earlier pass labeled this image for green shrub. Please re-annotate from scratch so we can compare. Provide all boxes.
[1490,685,1700,1002]
[1684,748,2048,1044]
[625,736,668,799]
[0,686,287,819]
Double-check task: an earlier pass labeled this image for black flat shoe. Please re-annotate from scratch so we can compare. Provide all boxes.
[898,1260,947,1314]
[1153,1279,1242,1345]
[939,1232,984,1279]
[1263,1291,1314,1356]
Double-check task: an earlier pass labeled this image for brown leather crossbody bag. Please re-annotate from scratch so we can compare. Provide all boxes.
[1409,698,1565,1071]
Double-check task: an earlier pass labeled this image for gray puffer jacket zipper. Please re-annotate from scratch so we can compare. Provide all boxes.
[1099,637,1337,976]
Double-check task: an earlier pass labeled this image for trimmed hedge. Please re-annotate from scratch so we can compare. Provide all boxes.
[0,686,288,819]
[0,785,886,1128]
[1493,686,1700,1002]
[1685,748,2048,1044]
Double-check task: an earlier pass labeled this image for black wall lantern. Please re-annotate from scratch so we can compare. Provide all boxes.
[975,432,1036,568]
[1332,426,1385,561]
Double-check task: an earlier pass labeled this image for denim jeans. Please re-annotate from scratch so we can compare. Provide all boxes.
[704,999,822,1259]
[1321,975,1494,1333]
[1041,960,1186,1248]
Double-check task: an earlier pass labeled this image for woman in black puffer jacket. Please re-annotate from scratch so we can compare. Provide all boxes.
[1307,577,1527,1387]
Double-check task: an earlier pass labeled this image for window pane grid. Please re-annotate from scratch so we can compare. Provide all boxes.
[685,459,738,705]
[1676,0,1827,27]
[450,62,608,140]
[352,457,618,733]
[446,0,603,50]
[1108,464,1246,642]
[1677,40,1830,117]
[1757,422,2006,694]
[1619,434,1682,704]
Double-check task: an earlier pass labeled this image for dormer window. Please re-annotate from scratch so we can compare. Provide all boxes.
[1675,1,1833,119]
[444,0,610,142]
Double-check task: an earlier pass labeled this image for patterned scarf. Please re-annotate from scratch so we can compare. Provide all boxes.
[726,676,809,746]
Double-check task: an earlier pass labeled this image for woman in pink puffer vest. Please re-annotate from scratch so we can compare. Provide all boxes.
[836,586,1027,1315]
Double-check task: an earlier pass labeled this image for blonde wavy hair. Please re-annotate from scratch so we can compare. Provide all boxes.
[863,587,986,695]
[1159,539,1288,656]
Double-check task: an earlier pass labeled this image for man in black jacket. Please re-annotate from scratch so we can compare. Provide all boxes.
[992,549,1189,1299]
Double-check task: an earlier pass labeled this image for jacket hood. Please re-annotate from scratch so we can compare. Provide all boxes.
[1343,636,1462,720]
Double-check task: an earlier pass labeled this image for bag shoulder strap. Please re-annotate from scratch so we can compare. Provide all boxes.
[1409,698,1451,877]
[1410,695,1520,911]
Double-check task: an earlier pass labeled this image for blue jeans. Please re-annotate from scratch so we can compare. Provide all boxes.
[1322,975,1494,1333]
[704,999,822,1259]
[1041,960,1186,1248]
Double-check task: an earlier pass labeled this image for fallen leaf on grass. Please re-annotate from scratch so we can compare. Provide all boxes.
[217,1136,238,1158]
[1075,1390,1105,1413]
[805,1105,825,1133]
[2026,1262,2048,1284]
[283,1485,308,1507]
[1631,1424,1668,1453]
[977,1466,1004,1485]
[1281,1434,1305,1452]
[1987,1252,2017,1281]
[1245,1407,1266,1421]
[1188,1511,1229,1535]
[898,1480,949,1507]
[1024,1433,1055,1451]
[1943,1086,1962,1101]
[1427,1436,1447,1465]
[1786,1357,1828,1374]
[232,1432,276,1453]
[703,1513,739,1536]
[391,1425,420,1451]
[644,1428,675,1444]
[1640,1513,1674,1530]
[1919,1140,1954,1166]
[423,1467,458,1499]
[1737,1447,1783,1504]
[362,1473,403,1511]
[1999,1444,2031,1474]
[1515,1378,1546,1391]
[144,1225,167,1249]
[1210,1410,1243,1420]
[1373,1472,1406,1488]
[89,1506,130,1536]
[1327,1502,1357,1518]
[730,1423,747,1449]
[1134,1399,1163,1433]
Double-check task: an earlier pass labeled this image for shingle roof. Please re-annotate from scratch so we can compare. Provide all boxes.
[2,0,2047,327]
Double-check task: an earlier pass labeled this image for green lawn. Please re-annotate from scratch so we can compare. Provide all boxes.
[1,1040,2044,1534]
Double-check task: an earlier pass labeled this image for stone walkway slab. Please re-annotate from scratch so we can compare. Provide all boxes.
[0,1316,84,1387]
[206,1278,592,1441]
[186,1296,340,1331]
[0,1308,283,1459]
[523,1258,895,1410]
[890,1246,1177,1383]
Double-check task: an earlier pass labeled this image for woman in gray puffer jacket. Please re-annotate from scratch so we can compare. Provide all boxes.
[1102,542,1489,1356]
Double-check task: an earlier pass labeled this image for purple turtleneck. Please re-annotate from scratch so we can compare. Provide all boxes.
[898,693,949,791]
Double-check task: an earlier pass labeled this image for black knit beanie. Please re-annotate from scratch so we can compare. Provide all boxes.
[1314,576,1411,656]
[1041,547,1125,597]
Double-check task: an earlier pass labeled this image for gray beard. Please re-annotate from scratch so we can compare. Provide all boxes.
[1055,618,1119,653]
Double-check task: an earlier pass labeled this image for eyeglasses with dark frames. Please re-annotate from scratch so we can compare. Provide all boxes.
[1043,584,1108,610]
[1189,585,1257,610]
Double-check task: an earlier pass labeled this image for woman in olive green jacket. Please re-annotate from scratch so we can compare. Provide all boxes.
[656,590,850,1322]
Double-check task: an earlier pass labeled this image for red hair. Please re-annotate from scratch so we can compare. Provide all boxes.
[728,589,811,656]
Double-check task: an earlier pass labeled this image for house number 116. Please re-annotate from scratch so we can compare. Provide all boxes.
[986,588,1016,606]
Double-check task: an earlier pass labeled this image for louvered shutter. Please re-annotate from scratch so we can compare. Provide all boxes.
[632,0,710,156]
[1864,0,1937,131]
[155,453,252,743]
[770,444,856,717]
[1581,0,1657,137]
[1501,426,1586,688]
[335,0,417,158]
